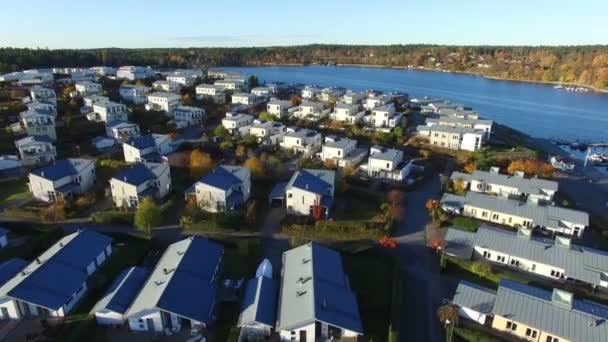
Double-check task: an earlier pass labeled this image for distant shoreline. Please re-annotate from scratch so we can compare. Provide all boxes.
[248,62,608,94]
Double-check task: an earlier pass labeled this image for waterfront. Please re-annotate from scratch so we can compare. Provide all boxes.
[226,65,608,143]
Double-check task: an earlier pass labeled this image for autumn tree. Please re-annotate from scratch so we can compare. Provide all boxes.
[244,155,266,178]
[452,178,466,195]
[437,303,459,342]
[312,196,323,221]
[182,93,193,105]
[507,159,554,178]
[290,95,303,106]
[189,149,214,180]
[463,162,476,174]
[134,197,162,238]
[40,202,66,223]
[245,200,258,225]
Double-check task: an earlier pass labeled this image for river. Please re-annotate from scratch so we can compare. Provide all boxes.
[224,65,608,143]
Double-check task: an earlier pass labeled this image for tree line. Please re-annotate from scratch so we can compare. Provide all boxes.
[1,45,607,88]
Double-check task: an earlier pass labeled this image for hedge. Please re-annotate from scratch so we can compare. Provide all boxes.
[91,210,134,225]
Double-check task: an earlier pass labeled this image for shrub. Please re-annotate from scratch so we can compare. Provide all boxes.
[91,210,134,225]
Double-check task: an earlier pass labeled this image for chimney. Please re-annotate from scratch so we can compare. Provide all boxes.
[490,166,499,174]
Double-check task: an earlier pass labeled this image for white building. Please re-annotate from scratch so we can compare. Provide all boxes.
[237,260,278,340]
[195,84,226,104]
[172,106,204,128]
[416,125,485,151]
[331,103,364,123]
[340,91,366,105]
[319,87,345,103]
[166,70,199,86]
[89,66,116,76]
[221,113,254,135]
[116,66,154,80]
[285,169,335,216]
[152,80,181,93]
[26,101,57,117]
[124,237,223,333]
[301,86,321,100]
[231,93,256,106]
[119,85,149,104]
[122,134,174,163]
[30,86,57,106]
[319,136,367,167]
[185,165,251,212]
[267,100,295,118]
[292,101,328,121]
[214,79,244,91]
[83,95,109,108]
[19,109,57,140]
[368,103,403,128]
[276,243,363,341]
[75,81,102,97]
[364,94,391,110]
[366,146,413,182]
[91,101,128,123]
[425,117,493,139]
[28,158,96,202]
[0,230,112,320]
[145,92,181,114]
[251,87,272,100]
[248,120,286,146]
[110,163,171,209]
[279,127,322,156]
[15,135,56,166]
[106,120,141,142]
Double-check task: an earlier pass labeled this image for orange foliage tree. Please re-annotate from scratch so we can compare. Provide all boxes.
[312,196,323,221]
[463,163,476,174]
[507,159,554,178]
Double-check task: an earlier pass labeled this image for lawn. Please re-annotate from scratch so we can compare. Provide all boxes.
[449,216,482,232]
[334,186,384,221]
[0,178,30,206]
[453,326,497,342]
[442,255,531,289]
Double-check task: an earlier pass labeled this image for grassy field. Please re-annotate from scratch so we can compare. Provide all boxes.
[442,255,531,289]
[454,326,498,342]
[334,186,384,221]
[449,216,482,232]
[0,178,30,206]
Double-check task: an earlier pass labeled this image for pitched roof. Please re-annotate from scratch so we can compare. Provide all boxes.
[450,170,558,196]
[112,163,158,186]
[238,276,279,327]
[4,230,111,311]
[493,279,608,342]
[284,127,319,139]
[106,120,137,129]
[276,243,363,334]
[369,146,403,162]
[15,135,54,148]
[30,159,92,181]
[91,267,150,315]
[125,134,161,150]
[198,165,249,191]
[286,169,335,195]
[452,281,496,315]
[125,237,223,324]
[323,136,356,149]
[0,258,27,287]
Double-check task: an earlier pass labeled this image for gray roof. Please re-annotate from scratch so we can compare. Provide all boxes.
[148,92,180,99]
[334,103,359,110]
[452,281,496,315]
[324,136,356,149]
[493,279,608,342]
[451,170,558,196]
[267,100,293,107]
[417,125,482,135]
[440,192,589,227]
[426,116,493,126]
[369,146,403,162]
[444,226,608,286]
[372,103,394,112]
[284,128,319,139]
[286,169,335,194]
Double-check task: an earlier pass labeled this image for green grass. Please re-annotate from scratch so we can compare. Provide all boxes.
[442,256,531,289]
[217,238,263,279]
[210,303,240,342]
[449,216,482,232]
[0,178,30,206]
[334,186,383,221]
[454,326,498,342]
[0,225,63,262]
[342,248,395,342]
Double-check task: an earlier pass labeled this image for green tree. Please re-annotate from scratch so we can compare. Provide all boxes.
[258,111,278,121]
[134,197,162,238]
[213,125,230,139]
[471,261,492,278]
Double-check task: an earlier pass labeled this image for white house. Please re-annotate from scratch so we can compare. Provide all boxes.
[90,267,149,326]
[550,155,575,172]
[124,237,223,333]
[425,117,493,139]
[116,66,154,80]
[221,113,254,135]
[106,120,141,142]
[185,165,251,212]
[152,80,180,93]
[292,101,328,121]
[340,91,366,105]
[319,136,367,167]
[251,87,272,100]
[319,87,345,103]
[451,281,496,325]
[267,100,294,118]
[91,101,128,123]
[301,86,321,100]
[145,92,181,114]
[195,84,226,104]
[285,169,335,216]
[364,94,391,110]
[172,106,204,128]
[450,168,559,202]
[248,120,286,146]
[331,103,364,123]
[89,66,116,76]
[231,93,256,106]
[368,103,403,128]
[26,101,57,117]
[279,127,322,156]
[276,243,363,341]
[119,85,149,104]
[15,135,56,166]
[122,134,174,163]
[166,70,198,86]
[83,95,109,108]
[416,125,485,151]
[110,162,171,208]
[30,86,56,106]
[366,146,413,182]
[0,230,112,320]
[214,80,243,91]
[75,81,102,97]
[28,158,96,202]
[19,109,57,140]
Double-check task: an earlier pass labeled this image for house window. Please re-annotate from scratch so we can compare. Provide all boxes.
[525,328,538,339]
[482,211,488,218]
[531,264,536,271]
[550,270,563,278]
[510,259,520,267]
[492,214,499,220]
[483,251,491,259]
[506,321,517,331]
[496,255,506,263]
[546,336,559,342]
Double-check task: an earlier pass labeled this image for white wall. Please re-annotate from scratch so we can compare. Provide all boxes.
[279,323,316,342]
[459,307,487,325]
[128,309,163,332]
[286,187,321,216]
[0,297,20,319]
[95,310,124,325]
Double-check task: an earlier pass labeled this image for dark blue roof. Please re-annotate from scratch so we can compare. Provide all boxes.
[0,258,27,286]
[200,167,241,191]
[112,163,156,186]
[105,267,150,314]
[8,230,112,311]
[30,159,78,181]
[269,182,288,200]
[240,277,278,326]
[291,170,331,194]
[127,134,156,149]
[311,243,363,334]
[157,238,223,323]
[0,227,8,237]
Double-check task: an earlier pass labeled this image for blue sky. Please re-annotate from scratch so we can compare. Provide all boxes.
[1,0,607,48]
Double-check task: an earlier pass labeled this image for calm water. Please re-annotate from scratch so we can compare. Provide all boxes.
[225,66,608,143]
